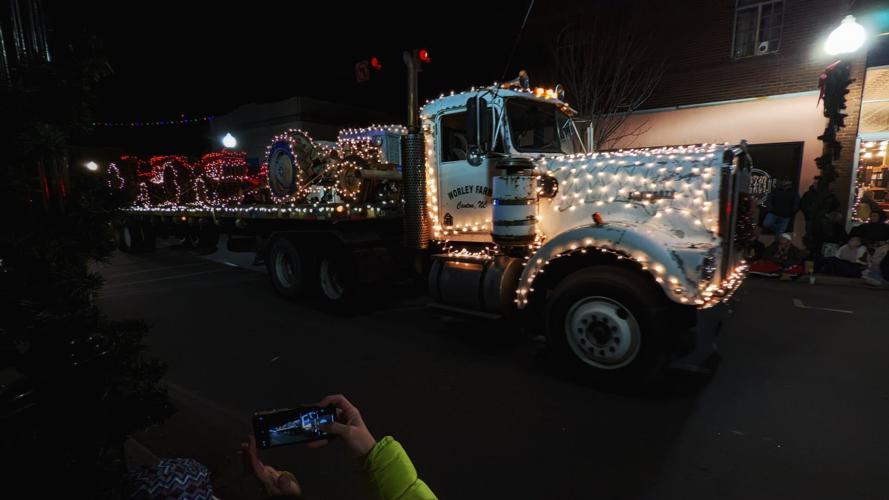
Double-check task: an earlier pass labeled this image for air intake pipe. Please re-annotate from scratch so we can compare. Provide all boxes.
[402,50,429,249]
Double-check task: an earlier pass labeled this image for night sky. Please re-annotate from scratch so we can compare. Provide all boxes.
[50,1,586,153]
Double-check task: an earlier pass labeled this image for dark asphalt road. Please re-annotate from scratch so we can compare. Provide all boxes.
[99,240,889,500]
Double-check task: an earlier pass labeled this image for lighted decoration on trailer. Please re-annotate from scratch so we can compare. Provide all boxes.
[105,163,125,190]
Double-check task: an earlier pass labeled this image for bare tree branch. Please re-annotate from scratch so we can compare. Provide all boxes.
[553,17,665,150]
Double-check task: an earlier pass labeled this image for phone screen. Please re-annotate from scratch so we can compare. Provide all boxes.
[253,406,336,449]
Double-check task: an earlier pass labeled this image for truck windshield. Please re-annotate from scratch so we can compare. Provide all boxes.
[507,99,583,155]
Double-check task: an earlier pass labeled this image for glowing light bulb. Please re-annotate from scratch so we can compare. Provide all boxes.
[222,133,237,148]
[825,15,866,56]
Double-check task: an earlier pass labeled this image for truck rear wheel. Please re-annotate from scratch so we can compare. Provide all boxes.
[546,267,673,389]
[317,247,361,310]
[267,237,315,299]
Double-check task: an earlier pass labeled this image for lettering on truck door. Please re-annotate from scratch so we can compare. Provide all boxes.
[437,110,493,235]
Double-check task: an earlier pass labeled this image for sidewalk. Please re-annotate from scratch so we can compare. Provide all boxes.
[749,272,889,290]
[123,382,264,499]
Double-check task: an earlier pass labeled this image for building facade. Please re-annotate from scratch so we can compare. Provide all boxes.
[610,0,889,236]
[209,96,395,166]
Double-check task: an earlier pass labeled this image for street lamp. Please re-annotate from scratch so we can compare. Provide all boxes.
[222,132,237,149]
[85,161,99,172]
[825,15,866,55]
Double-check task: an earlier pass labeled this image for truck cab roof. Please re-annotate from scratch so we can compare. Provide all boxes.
[421,87,574,119]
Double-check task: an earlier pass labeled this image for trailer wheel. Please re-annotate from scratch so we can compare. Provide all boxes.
[546,267,673,389]
[140,222,156,252]
[267,238,314,299]
[116,220,143,253]
[317,247,360,310]
[184,223,219,251]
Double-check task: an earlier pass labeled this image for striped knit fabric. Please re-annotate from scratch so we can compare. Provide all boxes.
[124,458,215,500]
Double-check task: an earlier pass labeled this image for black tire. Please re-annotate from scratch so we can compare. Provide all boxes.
[545,267,674,389]
[317,244,362,312]
[267,237,317,300]
[183,222,219,251]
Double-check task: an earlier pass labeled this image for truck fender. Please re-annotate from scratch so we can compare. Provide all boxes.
[515,222,712,309]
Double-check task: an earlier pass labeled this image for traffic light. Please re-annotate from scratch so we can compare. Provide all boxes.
[418,48,430,64]
[355,60,370,83]
[371,56,382,71]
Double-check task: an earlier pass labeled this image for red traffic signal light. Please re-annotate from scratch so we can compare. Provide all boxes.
[371,56,382,70]
[418,48,430,63]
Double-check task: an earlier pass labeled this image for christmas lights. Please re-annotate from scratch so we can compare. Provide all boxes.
[105,163,125,190]
[91,115,214,127]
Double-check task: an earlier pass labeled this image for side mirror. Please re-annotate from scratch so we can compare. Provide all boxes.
[466,97,492,166]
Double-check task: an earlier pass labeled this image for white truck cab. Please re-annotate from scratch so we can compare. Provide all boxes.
[422,83,751,384]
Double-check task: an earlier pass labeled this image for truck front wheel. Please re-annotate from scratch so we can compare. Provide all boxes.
[267,238,315,299]
[546,267,673,388]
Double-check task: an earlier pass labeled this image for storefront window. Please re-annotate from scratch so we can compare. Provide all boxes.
[851,67,889,223]
[852,139,889,222]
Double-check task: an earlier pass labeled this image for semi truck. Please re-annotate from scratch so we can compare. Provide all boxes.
[113,59,752,386]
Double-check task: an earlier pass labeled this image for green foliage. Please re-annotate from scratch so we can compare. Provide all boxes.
[0,33,171,495]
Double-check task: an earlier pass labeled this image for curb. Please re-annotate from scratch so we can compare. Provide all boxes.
[804,275,888,290]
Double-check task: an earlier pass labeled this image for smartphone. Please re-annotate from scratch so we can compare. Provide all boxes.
[253,405,337,449]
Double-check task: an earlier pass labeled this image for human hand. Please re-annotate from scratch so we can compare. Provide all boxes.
[239,435,302,496]
[307,394,377,458]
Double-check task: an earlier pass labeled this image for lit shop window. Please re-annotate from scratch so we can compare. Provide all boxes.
[732,0,784,58]
[852,141,888,222]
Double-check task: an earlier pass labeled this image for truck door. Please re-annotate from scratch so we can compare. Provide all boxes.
[437,110,494,239]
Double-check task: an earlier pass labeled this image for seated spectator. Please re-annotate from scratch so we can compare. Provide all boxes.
[749,233,806,276]
[746,226,766,261]
[863,242,889,287]
[821,236,867,277]
[764,233,804,267]
[849,211,889,243]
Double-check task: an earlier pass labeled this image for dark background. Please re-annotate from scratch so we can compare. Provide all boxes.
[49,1,580,154]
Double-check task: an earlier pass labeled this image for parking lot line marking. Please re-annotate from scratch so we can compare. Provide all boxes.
[104,269,227,289]
[103,262,215,279]
[792,298,853,314]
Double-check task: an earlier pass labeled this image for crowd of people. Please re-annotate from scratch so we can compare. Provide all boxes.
[747,181,889,286]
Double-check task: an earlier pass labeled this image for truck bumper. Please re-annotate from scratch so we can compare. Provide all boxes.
[669,301,728,373]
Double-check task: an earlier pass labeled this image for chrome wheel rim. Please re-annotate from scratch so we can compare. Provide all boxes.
[123,226,132,248]
[274,251,296,288]
[565,296,641,370]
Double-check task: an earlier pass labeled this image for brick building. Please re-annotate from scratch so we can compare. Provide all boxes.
[609,0,889,235]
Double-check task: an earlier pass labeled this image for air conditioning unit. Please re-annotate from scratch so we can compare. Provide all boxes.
[756,41,771,55]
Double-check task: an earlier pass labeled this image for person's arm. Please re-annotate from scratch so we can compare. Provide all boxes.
[311,395,438,500]
[365,437,437,500]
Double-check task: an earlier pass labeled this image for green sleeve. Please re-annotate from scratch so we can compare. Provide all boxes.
[364,436,437,500]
